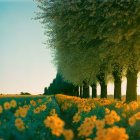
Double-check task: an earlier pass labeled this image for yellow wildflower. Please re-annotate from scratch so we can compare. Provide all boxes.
[129,101,138,111]
[105,108,110,114]
[33,107,40,114]
[95,126,129,140]
[134,112,140,120]
[44,115,65,137]
[4,102,11,110]
[30,100,36,106]
[95,120,105,130]
[63,129,74,140]
[124,104,130,112]
[73,113,81,123]
[49,109,57,116]
[40,104,47,111]
[0,106,3,114]
[129,116,136,126]
[105,110,120,125]
[38,99,43,104]
[15,118,25,131]
[10,100,17,108]
[78,126,93,137]
[122,113,126,118]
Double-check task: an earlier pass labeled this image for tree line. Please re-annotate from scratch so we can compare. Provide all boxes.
[35,0,140,102]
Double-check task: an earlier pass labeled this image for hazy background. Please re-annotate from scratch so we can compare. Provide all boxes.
[0,0,139,95]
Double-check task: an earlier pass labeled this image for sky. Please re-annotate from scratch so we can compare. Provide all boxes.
[0,0,57,95]
[0,0,139,95]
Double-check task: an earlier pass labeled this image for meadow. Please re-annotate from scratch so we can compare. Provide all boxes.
[0,94,140,140]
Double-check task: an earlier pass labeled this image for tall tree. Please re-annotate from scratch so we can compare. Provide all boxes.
[35,0,140,101]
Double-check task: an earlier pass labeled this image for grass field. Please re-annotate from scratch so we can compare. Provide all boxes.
[0,94,140,140]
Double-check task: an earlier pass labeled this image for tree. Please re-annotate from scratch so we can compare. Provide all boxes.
[35,0,140,101]
[20,92,31,95]
[46,73,76,96]
[96,1,140,101]
[44,87,48,95]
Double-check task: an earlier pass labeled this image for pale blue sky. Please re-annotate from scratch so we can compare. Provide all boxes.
[0,0,57,94]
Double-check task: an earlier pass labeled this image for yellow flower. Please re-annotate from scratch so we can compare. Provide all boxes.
[4,102,11,110]
[10,100,17,108]
[134,112,140,120]
[105,115,115,125]
[95,120,105,130]
[105,110,120,125]
[40,104,47,111]
[129,101,138,111]
[121,112,126,118]
[78,116,96,138]
[115,102,122,109]
[105,108,110,114]
[52,128,63,137]
[33,107,40,114]
[63,129,74,140]
[44,115,65,137]
[95,126,129,140]
[124,104,130,112]
[15,118,23,124]
[30,100,36,106]
[0,106,3,114]
[15,118,25,131]
[78,127,93,137]
[16,124,25,131]
[129,116,136,126]
[37,99,43,104]
[49,109,57,116]
[83,106,91,112]
[20,109,28,118]
[54,117,65,128]
[73,113,81,123]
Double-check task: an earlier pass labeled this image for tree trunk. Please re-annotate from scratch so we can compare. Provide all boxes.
[113,71,121,100]
[100,82,107,98]
[126,70,138,102]
[97,73,107,98]
[74,86,79,97]
[80,86,83,98]
[91,83,97,98]
[83,82,89,98]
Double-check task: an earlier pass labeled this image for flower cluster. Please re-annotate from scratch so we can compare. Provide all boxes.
[105,110,120,125]
[95,126,129,140]
[15,118,25,131]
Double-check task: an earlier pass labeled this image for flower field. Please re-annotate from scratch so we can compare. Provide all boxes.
[0,95,140,140]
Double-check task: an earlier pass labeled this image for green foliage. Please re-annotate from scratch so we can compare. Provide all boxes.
[20,92,31,95]
[47,73,76,95]
[35,0,140,86]
[44,87,48,95]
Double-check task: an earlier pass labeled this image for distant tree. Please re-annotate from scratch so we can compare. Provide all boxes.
[20,92,31,95]
[43,87,48,95]
[46,73,76,96]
